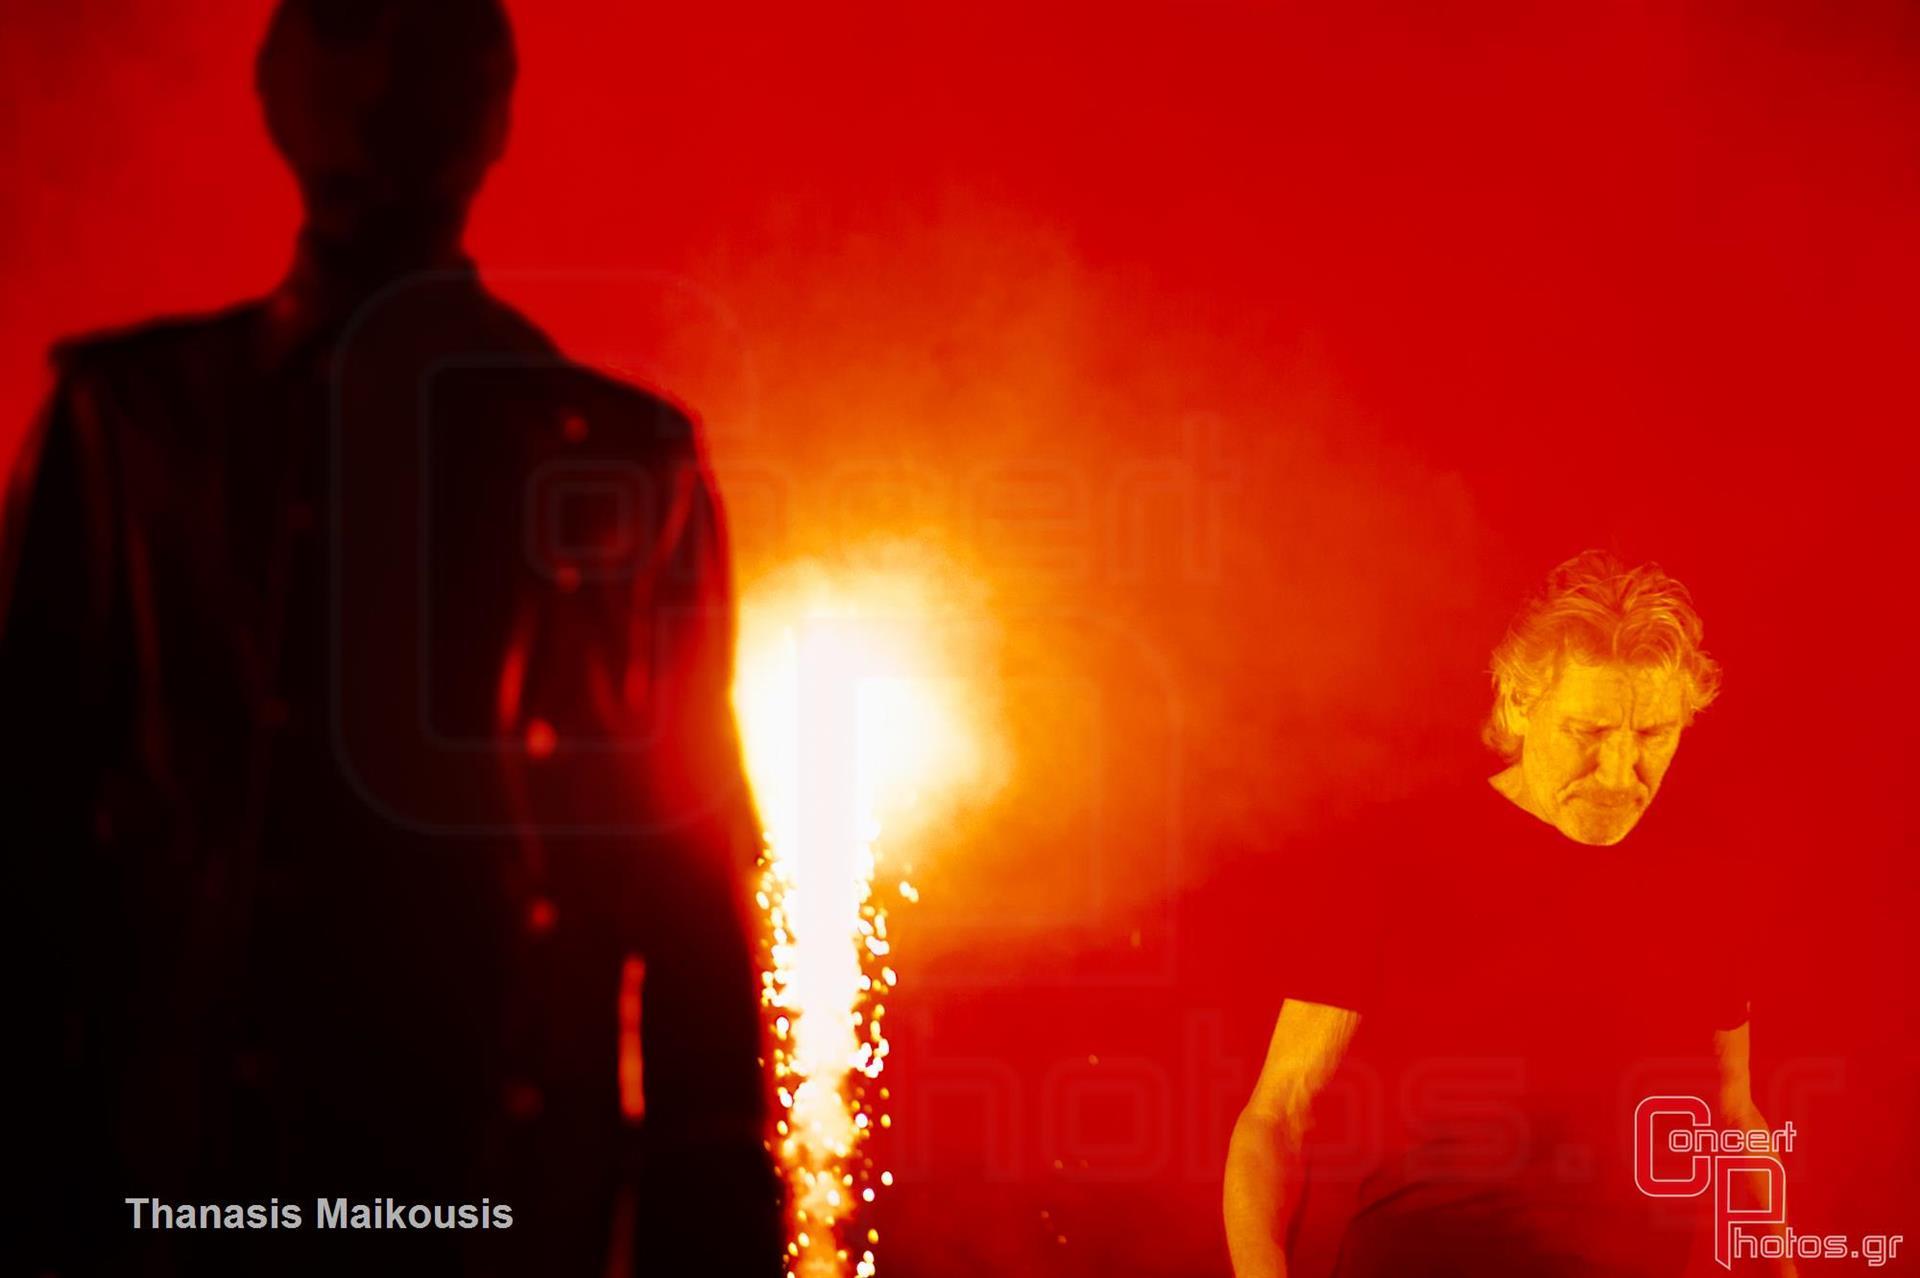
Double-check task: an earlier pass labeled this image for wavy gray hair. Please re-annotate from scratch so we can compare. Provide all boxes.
[1484,550,1722,760]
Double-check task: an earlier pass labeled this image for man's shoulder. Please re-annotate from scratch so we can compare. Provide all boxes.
[35,303,269,469]
[539,361,702,455]
[1336,773,1510,858]
[438,294,703,460]
[433,358,706,487]
[50,300,265,388]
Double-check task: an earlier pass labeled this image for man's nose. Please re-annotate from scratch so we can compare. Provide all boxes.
[1595,731,1639,789]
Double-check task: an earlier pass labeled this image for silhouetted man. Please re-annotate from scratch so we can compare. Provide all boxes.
[1224,553,1790,1277]
[2,3,780,1274]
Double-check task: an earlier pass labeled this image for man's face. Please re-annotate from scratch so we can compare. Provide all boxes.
[1513,659,1687,846]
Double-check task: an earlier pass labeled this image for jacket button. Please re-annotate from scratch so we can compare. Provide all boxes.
[526,896,558,937]
[503,1081,544,1121]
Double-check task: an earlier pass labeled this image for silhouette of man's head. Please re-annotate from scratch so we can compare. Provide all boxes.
[257,0,515,256]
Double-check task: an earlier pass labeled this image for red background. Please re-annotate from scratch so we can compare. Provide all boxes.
[3,2,1915,1273]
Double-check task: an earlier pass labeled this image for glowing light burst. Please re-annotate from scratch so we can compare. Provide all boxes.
[734,559,987,1278]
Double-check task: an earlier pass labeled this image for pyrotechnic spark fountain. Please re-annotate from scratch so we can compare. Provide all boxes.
[734,558,989,1278]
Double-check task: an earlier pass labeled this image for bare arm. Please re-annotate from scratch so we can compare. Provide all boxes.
[1225,998,1362,1278]
[1713,1017,1798,1278]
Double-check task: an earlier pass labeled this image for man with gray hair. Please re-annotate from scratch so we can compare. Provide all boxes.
[1224,551,1786,1277]
[1481,552,1723,850]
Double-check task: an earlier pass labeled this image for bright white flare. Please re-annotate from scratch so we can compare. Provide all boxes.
[734,560,987,1278]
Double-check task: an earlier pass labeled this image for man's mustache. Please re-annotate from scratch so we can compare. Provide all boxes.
[1560,787,1645,808]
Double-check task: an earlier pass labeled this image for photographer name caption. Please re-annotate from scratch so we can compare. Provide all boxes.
[125,1197,514,1231]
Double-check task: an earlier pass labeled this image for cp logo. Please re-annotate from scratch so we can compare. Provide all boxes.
[1634,1095,1787,1270]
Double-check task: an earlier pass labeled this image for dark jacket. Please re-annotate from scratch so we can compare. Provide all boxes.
[2,259,780,1276]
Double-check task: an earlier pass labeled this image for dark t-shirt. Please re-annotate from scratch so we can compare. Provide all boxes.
[1280,775,1748,1277]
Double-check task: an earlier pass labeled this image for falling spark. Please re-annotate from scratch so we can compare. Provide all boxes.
[734,555,990,1278]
